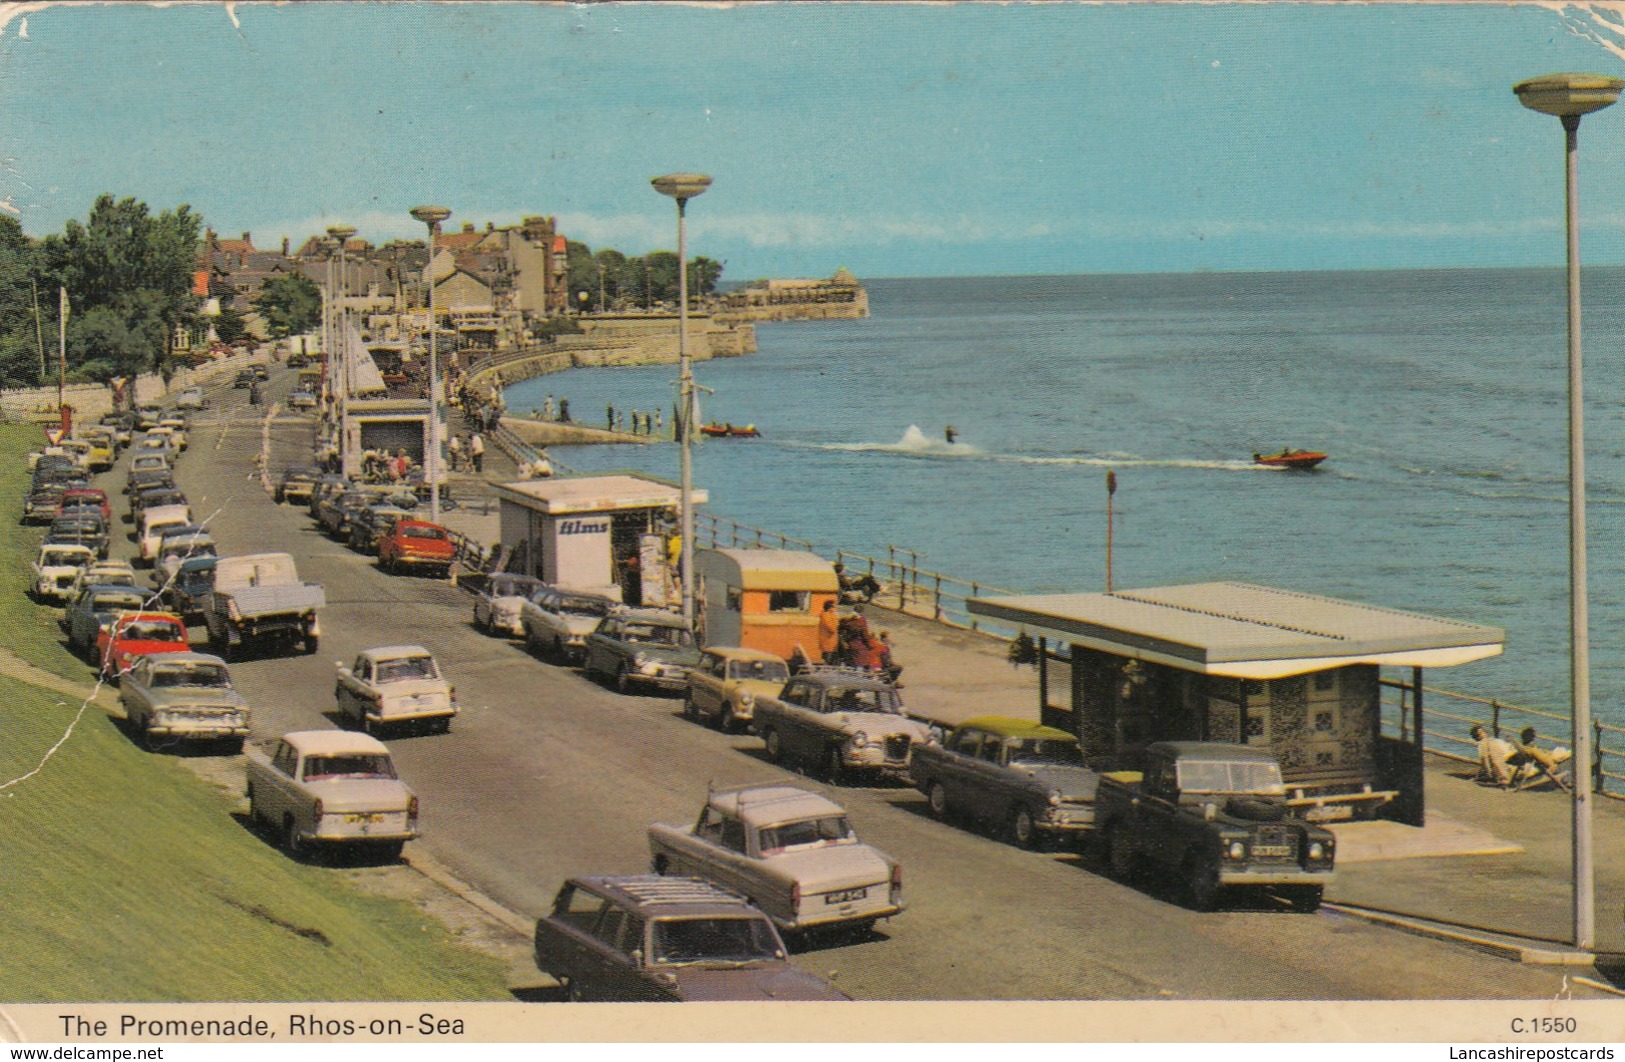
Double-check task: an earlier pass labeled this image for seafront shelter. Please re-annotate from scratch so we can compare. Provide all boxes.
[967,582,1505,825]
[695,548,839,659]
[494,474,707,604]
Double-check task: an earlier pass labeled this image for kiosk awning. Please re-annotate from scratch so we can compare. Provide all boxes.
[967,581,1504,679]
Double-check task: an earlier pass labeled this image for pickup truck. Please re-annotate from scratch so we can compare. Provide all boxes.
[245,730,418,861]
[647,784,903,937]
[201,552,325,660]
[1094,741,1336,912]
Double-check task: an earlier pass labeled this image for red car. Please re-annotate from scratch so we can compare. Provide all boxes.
[98,611,190,681]
[57,487,111,522]
[378,519,456,578]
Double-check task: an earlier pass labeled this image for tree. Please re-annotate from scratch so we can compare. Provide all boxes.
[689,256,723,297]
[254,273,321,338]
[68,304,162,381]
[213,305,247,345]
[0,215,42,387]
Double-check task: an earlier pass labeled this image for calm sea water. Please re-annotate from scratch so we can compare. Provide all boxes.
[507,268,1625,726]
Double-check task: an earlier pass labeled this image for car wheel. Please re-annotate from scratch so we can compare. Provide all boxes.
[551,637,566,662]
[764,728,784,764]
[615,663,634,695]
[302,634,318,655]
[927,781,949,819]
[246,785,262,830]
[1287,885,1323,913]
[681,689,699,721]
[1010,806,1039,850]
[282,816,305,857]
[652,854,670,876]
[1184,853,1222,912]
[719,705,737,733]
[824,744,845,784]
[564,979,584,1003]
[1105,821,1139,883]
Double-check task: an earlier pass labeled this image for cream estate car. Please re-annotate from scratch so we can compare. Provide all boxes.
[118,651,250,751]
[33,542,94,602]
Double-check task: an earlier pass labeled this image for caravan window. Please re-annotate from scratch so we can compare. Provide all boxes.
[767,590,809,613]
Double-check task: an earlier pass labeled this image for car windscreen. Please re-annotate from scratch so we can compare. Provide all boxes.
[558,595,610,617]
[150,664,230,688]
[1177,760,1286,796]
[302,754,398,781]
[93,592,145,611]
[41,549,89,566]
[757,815,856,855]
[1005,738,1085,767]
[121,621,184,642]
[375,656,438,682]
[821,686,902,714]
[649,916,782,966]
[728,659,790,683]
[402,525,446,540]
[623,622,690,647]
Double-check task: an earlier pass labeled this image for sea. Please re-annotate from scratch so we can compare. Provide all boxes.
[504,268,1625,730]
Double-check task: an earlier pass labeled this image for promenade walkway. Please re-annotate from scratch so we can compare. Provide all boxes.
[431,454,1625,975]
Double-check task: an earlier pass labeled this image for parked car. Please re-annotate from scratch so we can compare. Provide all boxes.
[155,417,189,450]
[126,452,171,484]
[65,559,138,602]
[316,489,371,540]
[683,647,791,733]
[46,512,109,559]
[57,487,110,523]
[152,528,217,584]
[130,485,188,527]
[124,468,176,500]
[306,474,351,518]
[32,543,95,602]
[648,784,904,937]
[22,484,68,524]
[233,370,255,389]
[138,504,194,564]
[245,730,418,860]
[63,584,149,657]
[520,586,619,661]
[334,645,457,735]
[274,466,322,505]
[76,434,115,472]
[377,519,456,578]
[133,403,163,429]
[472,572,545,637]
[581,608,700,694]
[97,611,190,680]
[286,388,319,412]
[752,668,933,783]
[174,386,207,411]
[909,716,1099,850]
[118,651,250,751]
[532,875,849,1002]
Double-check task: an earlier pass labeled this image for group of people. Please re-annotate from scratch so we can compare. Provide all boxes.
[360,447,418,484]
[605,402,661,436]
[1471,724,1573,790]
[447,432,485,474]
[810,601,902,684]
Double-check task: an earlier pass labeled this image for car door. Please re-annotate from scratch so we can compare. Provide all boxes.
[338,656,370,719]
[692,652,724,716]
[938,728,986,813]
[588,906,656,1001]
[539,884,609,992]
[785,685,833,764]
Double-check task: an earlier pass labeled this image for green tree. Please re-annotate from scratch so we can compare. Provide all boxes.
[592,249,628,309]
[213,305,247,345]
[0,215,43,387]
[689,256,724,297]
[254,272,321,337]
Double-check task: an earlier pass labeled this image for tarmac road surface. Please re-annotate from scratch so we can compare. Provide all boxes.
[93,364,1612,1002]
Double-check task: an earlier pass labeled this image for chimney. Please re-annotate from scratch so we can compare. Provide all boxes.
[281,236,289,256]
[241,232,251,244]
[462,222,475,234]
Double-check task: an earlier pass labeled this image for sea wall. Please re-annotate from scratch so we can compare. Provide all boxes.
[0,348,269,422]
[467,313,756,394]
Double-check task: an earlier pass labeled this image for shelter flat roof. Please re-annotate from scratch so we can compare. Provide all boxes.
[967,581,1504,679]
[494,474,705,514]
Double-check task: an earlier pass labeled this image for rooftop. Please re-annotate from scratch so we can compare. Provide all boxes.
[494,473,704,514]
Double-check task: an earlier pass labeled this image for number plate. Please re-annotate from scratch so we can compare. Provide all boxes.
[824,887,868,905]
[345,813,384,824]
[1253,844,1292,858]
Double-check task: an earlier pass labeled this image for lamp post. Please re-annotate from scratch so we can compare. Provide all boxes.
[1514,72,1623,952]
[326,225,356,468]
[652,173,711,625]
[410,205,452,523]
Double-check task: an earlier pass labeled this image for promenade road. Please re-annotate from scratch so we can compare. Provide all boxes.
[86,361,1621,1001]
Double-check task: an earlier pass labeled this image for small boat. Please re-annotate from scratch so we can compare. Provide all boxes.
[1253,448,1327,470]
[700,422,760,438]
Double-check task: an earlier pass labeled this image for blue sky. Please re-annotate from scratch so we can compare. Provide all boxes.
[6,2,1625,279]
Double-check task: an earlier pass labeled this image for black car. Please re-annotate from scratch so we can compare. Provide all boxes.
[532,876,847,1002]
[124,469,177,501]
[317,490,374,541]
[46,513,109,558]
[348,504,413,556]
[22,485,68,524]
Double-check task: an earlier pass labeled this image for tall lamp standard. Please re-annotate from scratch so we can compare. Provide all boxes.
[410,205,452,523]
[1513,72,1623,952]
[651,173,711,625]
[326,224,356,466]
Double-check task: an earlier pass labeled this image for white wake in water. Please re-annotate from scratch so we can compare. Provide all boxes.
[784,425,1270,472]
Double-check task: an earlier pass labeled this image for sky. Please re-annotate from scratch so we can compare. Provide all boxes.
[6,1,1625,279]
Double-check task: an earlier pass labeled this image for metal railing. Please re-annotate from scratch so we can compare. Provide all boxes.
[1380,678,1625,800]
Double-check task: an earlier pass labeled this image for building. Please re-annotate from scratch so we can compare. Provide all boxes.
[967,582,1505,825]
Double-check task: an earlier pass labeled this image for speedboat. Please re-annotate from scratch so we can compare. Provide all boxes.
[1253,448,1326,470]
[700,423,760,438]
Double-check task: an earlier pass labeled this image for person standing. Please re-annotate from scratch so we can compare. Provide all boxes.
[448,433,463,473]
[559,397,570,423]
[469,431,485,474]
[817,600,841,664]
[543,394,555,421]
[607,403,616,431]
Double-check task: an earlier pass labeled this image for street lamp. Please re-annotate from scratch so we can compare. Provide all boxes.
[651,172,711,625]
[410,205,452,523]
[1514,71,1623,952]
[327,224,356,469]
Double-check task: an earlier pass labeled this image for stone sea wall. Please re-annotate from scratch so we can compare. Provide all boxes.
[467,313,755,393]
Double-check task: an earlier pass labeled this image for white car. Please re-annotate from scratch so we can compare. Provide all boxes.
[334,645,457,735]
[118,651,249,750]
[520,587,620,662]
[138,504,194,564]
[33,543,95,601]
[245,730,418,860]
[174,387,206,411]
[66,560,139,601]
[155,417,189,450]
